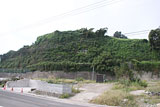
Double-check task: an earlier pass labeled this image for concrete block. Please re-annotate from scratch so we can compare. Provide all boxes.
[6,79,71,94]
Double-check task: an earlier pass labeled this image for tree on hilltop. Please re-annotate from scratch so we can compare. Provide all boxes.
[149,28,160,50]
[113,31,127,39]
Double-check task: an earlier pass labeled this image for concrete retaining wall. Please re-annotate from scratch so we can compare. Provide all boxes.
[0,78,9,81]
[29,80,71,94]
[0,71,98,80]
[6,79,71,94]
[23,71,95,80]
[7,79,30,87]
[134,71,160,81]
[1,70,159,81]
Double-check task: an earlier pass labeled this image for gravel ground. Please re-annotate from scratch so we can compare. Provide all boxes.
[70,83,113,103]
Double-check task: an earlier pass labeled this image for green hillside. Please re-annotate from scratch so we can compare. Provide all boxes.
[0,28,159,73]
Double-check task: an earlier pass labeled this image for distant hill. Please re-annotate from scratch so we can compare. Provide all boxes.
[0,28,159,73]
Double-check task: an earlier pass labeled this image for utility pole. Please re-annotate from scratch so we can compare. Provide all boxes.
[92,66,95,80]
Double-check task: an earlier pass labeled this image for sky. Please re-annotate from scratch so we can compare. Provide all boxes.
[0,0,160,54]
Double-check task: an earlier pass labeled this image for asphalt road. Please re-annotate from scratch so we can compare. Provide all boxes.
[0,90,86,107]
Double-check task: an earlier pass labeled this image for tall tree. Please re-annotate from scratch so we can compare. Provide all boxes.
[95,27,108,36]
[113,31,127,39]
[149,28,160,50]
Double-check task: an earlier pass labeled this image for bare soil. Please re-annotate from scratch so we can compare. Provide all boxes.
[70,83,113,103]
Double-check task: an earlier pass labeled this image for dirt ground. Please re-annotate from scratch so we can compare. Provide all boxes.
[70,83,113,103]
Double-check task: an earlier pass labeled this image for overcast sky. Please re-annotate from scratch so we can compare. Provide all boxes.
[0,0,159,54]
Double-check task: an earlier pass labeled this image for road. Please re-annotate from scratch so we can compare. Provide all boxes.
[0,90,86,107]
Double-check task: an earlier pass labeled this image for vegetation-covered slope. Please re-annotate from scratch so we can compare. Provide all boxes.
[0,28,159,73]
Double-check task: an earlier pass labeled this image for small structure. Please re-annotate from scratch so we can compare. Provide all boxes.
[96,74,105,83]
[6,79,72,94]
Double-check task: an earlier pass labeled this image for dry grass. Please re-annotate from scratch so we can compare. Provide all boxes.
[146,95,160,104]
[90,80,149,106]
[113,82,145,92]
[72,87,80,93]
[112,80,148,92]
[90,90,125,106]
[143,81,160,105]
[35,78,95,84]
[147,86,160,93]
[146,81,160,93]
[90,90,137,106]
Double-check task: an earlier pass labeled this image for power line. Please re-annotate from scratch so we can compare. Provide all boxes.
[124,30,150,35]
[21,0,124,29]
[126,32,149,36]
[124,30,150,36]
[1,0,125,35]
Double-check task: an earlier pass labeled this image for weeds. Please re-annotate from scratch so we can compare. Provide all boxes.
[37,78,95,84]
[146,86,160,93]
[113,80,148,92]
[143,81,160,105]
[90,90,137,106]
[0,80,8,87]
[72,87,80,93]
[91,79,149,106]
[59,93,71,99]
[75,77,84,82]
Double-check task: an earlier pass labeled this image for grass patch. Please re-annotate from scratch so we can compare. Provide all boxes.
[59,93,72,99]
[35,78,95,84]
[141,81,160,105]
[0,80,8,87]
[90,90,126,106]
[146,81,160,93]
[113,80,148,92]
[72,87,80,93]
[137,94,160,105]
[90,90,137,106]
[91,80,149,106]
[33,90,61,97]
[146,95,160,104]
[33,90,73,99]
[146,86,160,93]
[75,77,84,82]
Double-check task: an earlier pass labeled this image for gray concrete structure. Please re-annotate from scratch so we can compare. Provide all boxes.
[6,79,72,94]
[7,79,30,87]
[29,80,72,94]
[0,78,9,81]
[0,71,99,80]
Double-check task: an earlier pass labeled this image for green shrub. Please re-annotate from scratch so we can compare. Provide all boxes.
[0,80,7,87]
[76,77,84,82]
[11,77,20,81]
[119,79,131,86]
[138,80,148,87]
[59,93,71,99]
[114,79,148,91]
[132,60,160,73]
[47,80,54,84]
[72,87,80,93]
